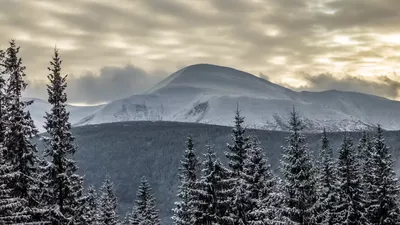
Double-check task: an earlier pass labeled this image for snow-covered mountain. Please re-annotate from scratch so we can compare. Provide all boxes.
[70,64,400,132]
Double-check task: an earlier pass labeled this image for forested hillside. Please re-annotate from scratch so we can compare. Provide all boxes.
[48,121,400,224]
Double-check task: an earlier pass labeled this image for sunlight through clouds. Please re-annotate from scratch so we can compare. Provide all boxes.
[0,0,399,102]
[379,34,400,45]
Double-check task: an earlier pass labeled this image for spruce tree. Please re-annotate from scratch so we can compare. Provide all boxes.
[0,48,26,223]
[41,48,85,224]
[249,178,286,225]
[245,138,281,225]
[357,131,375,223]
[172,134,198,225]
[98,176,118,225]
[0,47,6,144]
[123,206,140,225]
[0,144,29,223]
[136,176,160,225]
[315,129,339,225]
[192,144,216,225]
[368,125,400,224]
[225,107,251,225]
[81,186,98,225]
[123,213,132,225]
[226,106,250,176]
[336,134,368,225]
[280,107,317,225]
[192,144,236,225]
[244,138,276,210]
[0,47,23,223]
[2,40,41,222]
[130,207,141,225]
[213,159,236,225]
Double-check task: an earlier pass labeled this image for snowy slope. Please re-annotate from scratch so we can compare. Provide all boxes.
[24,98,103,132]
[74,64,400,132]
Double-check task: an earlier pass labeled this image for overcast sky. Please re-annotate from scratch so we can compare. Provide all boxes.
[1,0,400,104]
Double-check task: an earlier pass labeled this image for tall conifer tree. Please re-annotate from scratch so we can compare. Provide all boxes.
[98,176,118,225]
[243,138,276,210]
[368,125,400,224]
[172,134,198,225]
[336,134,368,225]
[192,144,216,225]
[226,106,250,176]
[0,47,6,145]
[192,144,236,225]
[245,138,281,225]
[41,48,85,224]
[0,145,29,223]
[226,106,252,225]
[315,129,339,225]
[357,131,375,223]
[2,40,41,223]
[136,177,160,225]
[80,186,98,225]
[281,107,317,225]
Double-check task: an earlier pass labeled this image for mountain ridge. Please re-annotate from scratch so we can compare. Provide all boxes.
[24,63,400,132]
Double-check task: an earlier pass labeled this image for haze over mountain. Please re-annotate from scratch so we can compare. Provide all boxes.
[28,64,400,132]
[24,98,103,132]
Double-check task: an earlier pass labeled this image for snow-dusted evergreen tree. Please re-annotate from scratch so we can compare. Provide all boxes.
[225,107,252,225]
[136,176,160,225]
[40,48,85,224]
[122,212,132,225]
[213,159,236,225]
[0,48,25,223]
[131,207,141,225]
[172,134,198,225]
[315,129,339,225]
[192,144,236,225]
[245,138,282,225]
[244,138,276,210]
[357,131,375,223]
[2,40,41,222]
[0,47,25,223]
[0,144,29,223]
[280,107,317,225]
[0,47,22,223]
[192,144,216,225]
[80,186,98,225]
[368,125,400,225]
[0,47,6,144]
[123,206,141,225]
[226,106,250,176]
[98,176,118,225]
[336,134,368,225]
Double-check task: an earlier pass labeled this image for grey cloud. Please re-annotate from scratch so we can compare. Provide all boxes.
[1,0,400,102]
[209,0,259,13]
[25,65,167,104]
[322,0,400,29]
[295,73,400,99]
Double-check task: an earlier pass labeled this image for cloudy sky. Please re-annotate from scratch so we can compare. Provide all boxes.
[1,0,400,104]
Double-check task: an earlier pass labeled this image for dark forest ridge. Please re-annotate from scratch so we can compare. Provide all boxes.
[40,120,400,224]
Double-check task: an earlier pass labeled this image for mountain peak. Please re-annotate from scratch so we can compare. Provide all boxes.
[148,63,293,98]
[175,63,265,82]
